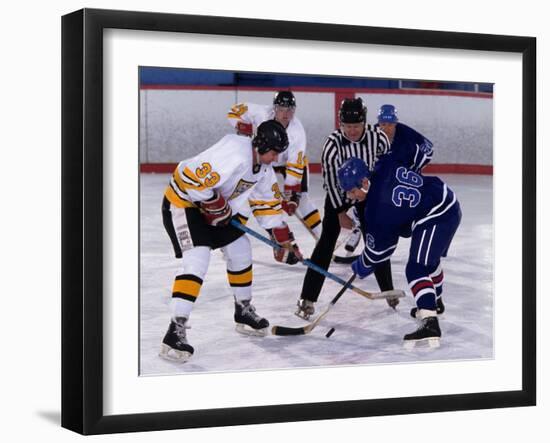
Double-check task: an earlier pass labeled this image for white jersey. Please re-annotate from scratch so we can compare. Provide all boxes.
[227,102,308,188]
[164,134,285,230]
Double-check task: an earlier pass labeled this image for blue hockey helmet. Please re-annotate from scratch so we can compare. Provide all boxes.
[338,157,371,191]
[377,104,398,123]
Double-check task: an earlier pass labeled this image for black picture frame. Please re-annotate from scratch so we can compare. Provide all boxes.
[61,8,536,435]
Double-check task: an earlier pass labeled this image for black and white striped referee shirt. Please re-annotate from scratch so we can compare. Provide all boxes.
[321,125,390,212]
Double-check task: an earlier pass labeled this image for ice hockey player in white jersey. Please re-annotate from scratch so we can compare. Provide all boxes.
[227,91,322,237]
[159,120,303,363]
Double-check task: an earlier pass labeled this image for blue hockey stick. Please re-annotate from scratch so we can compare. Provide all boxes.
[230,219,405,301]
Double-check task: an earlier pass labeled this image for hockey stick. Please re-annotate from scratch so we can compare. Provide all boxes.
[230,220,405,301]
[332,254,360,264]
[272,274,356,336]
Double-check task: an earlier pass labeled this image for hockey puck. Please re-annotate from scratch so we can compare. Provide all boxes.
[325,327,336,338]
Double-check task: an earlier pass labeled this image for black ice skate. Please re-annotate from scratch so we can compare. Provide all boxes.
[295,298,315,320]
[403,314,441,349]
[410,298,445,319]
[234,299,269,336]
[159,317,194,362]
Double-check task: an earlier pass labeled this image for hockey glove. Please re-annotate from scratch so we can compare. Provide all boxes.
[281,184,301,216]
[199,192,232,227]
[271,224,303,265]
[351,256,374,279]
[236,121,253,137]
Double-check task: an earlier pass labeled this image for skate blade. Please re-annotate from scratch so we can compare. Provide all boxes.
[403,337,441,350]
[235,323,268,337]
[159,344,193,363]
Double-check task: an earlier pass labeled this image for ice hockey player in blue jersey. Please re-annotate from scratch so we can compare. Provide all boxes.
[337,155,461,348]
[377,104,434,172]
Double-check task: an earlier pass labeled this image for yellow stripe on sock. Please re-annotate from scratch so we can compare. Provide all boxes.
[172,278,202,298]
[304,210,321,228]
[227,267,253,286]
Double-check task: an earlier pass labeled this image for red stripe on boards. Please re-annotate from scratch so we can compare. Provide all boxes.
[140,84,493,99]
[141,163,493,175]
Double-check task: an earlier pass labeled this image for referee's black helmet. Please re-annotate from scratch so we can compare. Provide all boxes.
[339,97,367,123]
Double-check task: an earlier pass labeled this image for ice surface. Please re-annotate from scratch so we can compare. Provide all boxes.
[139,173,493,376]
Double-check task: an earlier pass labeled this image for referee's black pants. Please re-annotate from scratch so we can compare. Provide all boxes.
[299,196,394,302]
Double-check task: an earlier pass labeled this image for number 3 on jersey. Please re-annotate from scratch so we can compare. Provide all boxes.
[392,167,423,208]
[195,162,220,187]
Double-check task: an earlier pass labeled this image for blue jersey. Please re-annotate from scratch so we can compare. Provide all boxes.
[360,155,457,266]
[379,122,433,172]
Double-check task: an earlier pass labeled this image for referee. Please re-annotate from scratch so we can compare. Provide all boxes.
[296,97,396,319]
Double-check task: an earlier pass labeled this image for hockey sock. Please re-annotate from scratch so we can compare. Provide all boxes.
[302,209,322,237]
[227,264,253,302]
[431,267,444,297]
[409,277,437,311]
[171,274,203,318]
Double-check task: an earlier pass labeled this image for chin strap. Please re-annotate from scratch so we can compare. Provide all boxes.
[252,148,261,173]
[360,180,370,194]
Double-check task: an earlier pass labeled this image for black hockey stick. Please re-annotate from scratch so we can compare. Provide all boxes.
[272,274,356,336]
[332,254,360,264]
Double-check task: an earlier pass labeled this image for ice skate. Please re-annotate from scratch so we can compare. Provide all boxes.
[410,298,445,319]
[234,298,269,337]
[344,227,362,253]
[295,298,315,320]
[403,312,441,350]
[333,226,362,264]
[159,317,194,362]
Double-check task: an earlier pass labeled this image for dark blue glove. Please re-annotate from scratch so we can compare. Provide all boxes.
[351,256,374,279]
